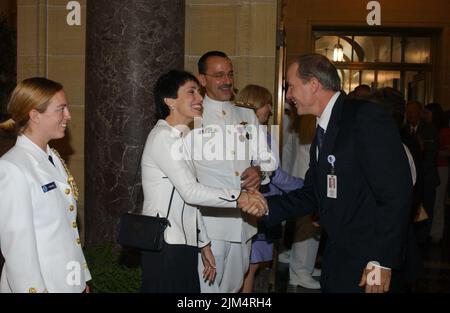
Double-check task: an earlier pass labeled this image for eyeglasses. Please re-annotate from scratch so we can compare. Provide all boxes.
[203,72,234,80]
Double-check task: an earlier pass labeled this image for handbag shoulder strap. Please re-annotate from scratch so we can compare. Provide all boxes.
[166,186,175,219]
[130,143,146,213]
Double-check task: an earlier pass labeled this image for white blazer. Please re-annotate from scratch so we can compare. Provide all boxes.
[185,95,278,243]
[0,135,91,293]
[141,120,241,247]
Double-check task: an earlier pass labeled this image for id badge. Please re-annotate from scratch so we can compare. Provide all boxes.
[327,175,337,199]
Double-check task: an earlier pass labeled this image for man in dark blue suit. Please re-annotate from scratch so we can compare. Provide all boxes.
[264,54,413,293]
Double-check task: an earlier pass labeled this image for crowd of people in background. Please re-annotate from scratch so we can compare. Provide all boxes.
[348,83,450,248]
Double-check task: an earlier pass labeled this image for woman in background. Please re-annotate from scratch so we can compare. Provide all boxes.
[424,102,450,243]
[236,84,304,293]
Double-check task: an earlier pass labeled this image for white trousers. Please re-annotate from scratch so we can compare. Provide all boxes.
[198,239,251,293]
[289,237,320,285]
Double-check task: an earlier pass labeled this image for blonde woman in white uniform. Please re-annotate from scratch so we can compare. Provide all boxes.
[0,77,91,293]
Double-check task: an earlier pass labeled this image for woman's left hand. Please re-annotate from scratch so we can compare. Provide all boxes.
[201,244,216,284]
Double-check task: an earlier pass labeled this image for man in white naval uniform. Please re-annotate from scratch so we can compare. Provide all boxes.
[193,51,277,293]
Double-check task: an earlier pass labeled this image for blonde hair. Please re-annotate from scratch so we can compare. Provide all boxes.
[235,84,272,110]
[7,77,63,134]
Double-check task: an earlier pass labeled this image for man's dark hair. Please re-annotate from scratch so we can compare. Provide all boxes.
[153,70,200,119]
[295,53,341,92]
[197,51,229,75]
[369,87,406,128]
[354,84,371,99]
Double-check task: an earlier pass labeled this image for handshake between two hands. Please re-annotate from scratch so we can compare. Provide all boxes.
[236,166,268,217]
[237,189,268,218]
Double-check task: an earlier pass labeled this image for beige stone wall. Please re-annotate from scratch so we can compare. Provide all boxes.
[284,0,450,107]
[185,0,278,97]
[17,0,86,242]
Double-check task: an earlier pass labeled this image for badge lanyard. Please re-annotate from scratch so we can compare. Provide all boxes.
[327,155,337,199]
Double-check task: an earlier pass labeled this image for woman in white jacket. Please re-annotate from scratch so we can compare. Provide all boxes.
[140,70,267,293]
[0,77,91,293]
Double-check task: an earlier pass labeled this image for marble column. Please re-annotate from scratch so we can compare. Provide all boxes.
[85,0,185,246]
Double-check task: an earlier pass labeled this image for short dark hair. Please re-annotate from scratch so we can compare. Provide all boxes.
[369,87,406,128]
[197,51,229,74]
[354,84,371,99]
[294,53,341,92]
[154,70,200,119]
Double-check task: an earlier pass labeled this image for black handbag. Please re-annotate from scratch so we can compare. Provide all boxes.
[118,186,175,251]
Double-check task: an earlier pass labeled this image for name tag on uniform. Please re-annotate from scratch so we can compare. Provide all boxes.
[327,175,337,199]
[42,182,57,193]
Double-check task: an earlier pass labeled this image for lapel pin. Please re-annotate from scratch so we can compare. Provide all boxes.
[327,155,336,166]
[327,155,336,175]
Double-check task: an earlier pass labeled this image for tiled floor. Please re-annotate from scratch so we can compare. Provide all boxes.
[415,231,450,292]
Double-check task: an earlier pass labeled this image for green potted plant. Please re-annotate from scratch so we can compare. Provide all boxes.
[83,243,142,293]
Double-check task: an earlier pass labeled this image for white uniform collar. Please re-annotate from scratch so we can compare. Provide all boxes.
[203,94,233,114]
[17,134,52,160]
[317,91,341,132]
[16,135,68,183]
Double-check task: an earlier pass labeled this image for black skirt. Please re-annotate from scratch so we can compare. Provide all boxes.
[141,241,200,293]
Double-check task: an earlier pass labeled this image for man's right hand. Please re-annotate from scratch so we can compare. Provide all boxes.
[237,190,268,217]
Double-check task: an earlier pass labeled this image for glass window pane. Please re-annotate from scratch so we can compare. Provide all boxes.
[377,71,401,89]
[337,69,350,94]
[354,36,391,62]
[404,37,431,63]
[315,36,352,62]
[361,70,376,90]
[392,37,403,63]
[350,70,361,92]
[315,36,337,60]
[405,71,426,103]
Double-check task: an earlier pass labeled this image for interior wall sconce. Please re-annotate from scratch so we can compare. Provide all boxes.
[333,38,344,62]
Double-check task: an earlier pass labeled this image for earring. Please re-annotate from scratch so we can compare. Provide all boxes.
[169,106,175,110]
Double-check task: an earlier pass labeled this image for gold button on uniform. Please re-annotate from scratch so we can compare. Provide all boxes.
[76,238,81,245]
[69,205,74,212]
[65,188,71,195]
[235,171,240,177]
[29,288,37,293]
[72,221,77,229]
[222,110,227,116]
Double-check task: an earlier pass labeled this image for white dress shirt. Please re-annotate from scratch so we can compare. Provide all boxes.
[316,91,341,160]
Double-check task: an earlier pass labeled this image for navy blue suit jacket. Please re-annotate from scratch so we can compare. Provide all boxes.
[264,94,413,292]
